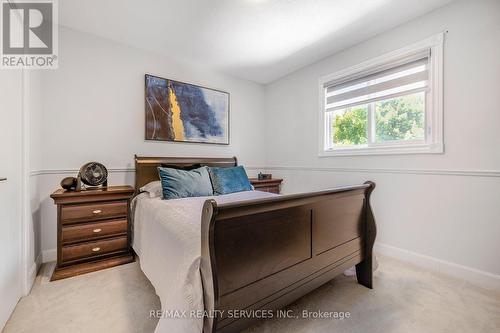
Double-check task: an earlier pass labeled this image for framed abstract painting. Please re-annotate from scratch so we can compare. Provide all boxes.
[145,74,230,144]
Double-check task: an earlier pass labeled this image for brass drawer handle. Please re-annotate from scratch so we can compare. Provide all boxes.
[93,228,102,233]
[92,247,101,252]
[92,210,102,214]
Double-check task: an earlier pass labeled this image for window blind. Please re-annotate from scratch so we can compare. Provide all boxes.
[324,50,430,112]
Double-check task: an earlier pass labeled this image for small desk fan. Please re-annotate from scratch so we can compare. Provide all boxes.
[76,162,108,190]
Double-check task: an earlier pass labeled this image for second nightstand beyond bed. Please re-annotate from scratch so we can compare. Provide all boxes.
[249,178,283,194]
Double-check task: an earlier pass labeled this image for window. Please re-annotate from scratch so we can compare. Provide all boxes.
[319,34,443,156]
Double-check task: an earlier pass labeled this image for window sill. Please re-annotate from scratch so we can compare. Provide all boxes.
[319,142,443,157]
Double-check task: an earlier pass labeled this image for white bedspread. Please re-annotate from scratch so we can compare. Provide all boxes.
[132,190,277,333]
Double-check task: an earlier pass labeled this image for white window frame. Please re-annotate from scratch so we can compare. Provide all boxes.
[318,33,444,157]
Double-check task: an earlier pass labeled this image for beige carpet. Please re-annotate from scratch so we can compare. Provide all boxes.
[3,256,500,333]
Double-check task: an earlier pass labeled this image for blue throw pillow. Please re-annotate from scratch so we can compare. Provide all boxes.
[158,166,213,199]
[208,166,253,195]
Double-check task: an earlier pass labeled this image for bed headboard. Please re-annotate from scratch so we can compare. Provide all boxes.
[134,155,238,193]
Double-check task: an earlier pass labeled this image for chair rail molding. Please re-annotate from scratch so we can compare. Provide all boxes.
[29,166,264,177]
[263,166,500,178]
[29,168,136,177]
[30,166,500,178]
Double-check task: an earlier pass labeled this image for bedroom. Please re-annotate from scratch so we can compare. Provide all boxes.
[0,0,499,332]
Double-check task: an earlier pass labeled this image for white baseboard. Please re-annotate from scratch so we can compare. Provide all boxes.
[26,252,42,295]
[375,242,500,292]
[42,249,56,263]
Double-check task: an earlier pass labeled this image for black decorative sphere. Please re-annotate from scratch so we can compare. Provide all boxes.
[60,177,77,190]
[79,162,108,187]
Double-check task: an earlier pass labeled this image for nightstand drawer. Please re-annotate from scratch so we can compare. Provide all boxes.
[61,236,128,263]
[255,186,280,194]
[61,201,128,224]
[62,219,128,244]
[249,178,282,194]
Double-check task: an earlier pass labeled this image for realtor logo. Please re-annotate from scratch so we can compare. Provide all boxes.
[1,0,58,68]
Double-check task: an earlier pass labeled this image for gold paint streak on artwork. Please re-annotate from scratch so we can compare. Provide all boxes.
[169,87,185,140]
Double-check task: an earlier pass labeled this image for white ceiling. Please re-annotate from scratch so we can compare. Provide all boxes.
[60,0,453,83]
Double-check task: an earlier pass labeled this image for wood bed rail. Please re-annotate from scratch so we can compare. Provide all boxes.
[200,181,377,333]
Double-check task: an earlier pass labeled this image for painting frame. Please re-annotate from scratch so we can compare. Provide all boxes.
[144,74,230,145]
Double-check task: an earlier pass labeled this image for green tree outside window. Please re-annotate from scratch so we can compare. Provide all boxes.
[332,92,424,145]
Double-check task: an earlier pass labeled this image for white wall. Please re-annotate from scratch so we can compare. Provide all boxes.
[34,27,268,262]
[264,0,500,284]
[27,70,43,279]
[30,0,500,291]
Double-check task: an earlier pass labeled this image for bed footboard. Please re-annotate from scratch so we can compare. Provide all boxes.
[200,182,376,333]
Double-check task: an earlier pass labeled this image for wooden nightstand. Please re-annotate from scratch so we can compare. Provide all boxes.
[249,178,283,194]
[50,186,135,281]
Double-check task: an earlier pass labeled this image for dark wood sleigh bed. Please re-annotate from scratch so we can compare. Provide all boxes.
[135,155,377,333]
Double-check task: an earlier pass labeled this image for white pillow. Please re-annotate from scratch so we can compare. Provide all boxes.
[140,181,162,198]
